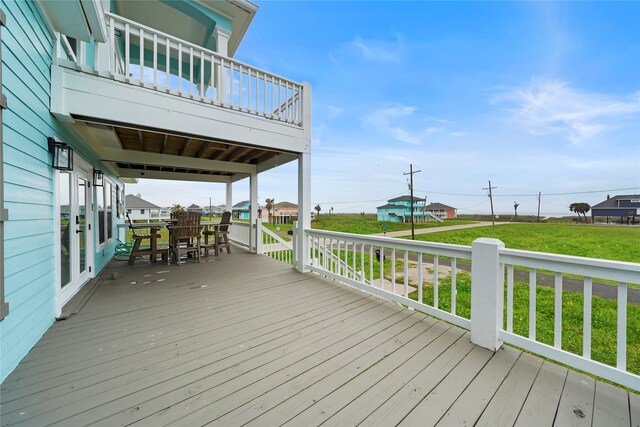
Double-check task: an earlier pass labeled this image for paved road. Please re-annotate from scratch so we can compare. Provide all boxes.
[374,221,509,238]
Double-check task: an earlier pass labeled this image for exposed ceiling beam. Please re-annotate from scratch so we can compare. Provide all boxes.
[229,147,253,163]
[138,130,145,151]
[99,148,257,174]
[179,138,193,156]
[257,153,298,173]
[162,134,168,154]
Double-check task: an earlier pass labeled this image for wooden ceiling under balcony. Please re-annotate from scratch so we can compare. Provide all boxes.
[114,127,278,166]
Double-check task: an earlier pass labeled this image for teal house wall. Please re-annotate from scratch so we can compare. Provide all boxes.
[0,0,123,382]
[233,201,251,220]
[376,196,426,223]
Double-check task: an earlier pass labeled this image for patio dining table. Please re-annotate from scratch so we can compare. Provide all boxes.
[116,222,168,263]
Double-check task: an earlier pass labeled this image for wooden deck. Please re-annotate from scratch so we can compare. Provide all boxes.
[1,250,638,427]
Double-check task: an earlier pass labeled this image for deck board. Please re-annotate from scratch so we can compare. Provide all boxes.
[1,249,637,427]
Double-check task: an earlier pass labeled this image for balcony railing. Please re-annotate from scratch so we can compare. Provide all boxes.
[298,228,640,390]
[56,12,305,127]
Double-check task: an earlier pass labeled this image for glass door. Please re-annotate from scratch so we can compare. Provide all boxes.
[58,165,93,310]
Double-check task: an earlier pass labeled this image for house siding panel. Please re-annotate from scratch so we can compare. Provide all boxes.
[0,0,124,382]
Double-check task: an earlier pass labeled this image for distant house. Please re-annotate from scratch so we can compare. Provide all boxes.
[376,195,426,223]
[187,204,203,215]
[272,201,298,224]
[591,195,640,223]
[203,205,225,216]
[233,201,251,220]
[125,194,162,221]
[425,202,457,220]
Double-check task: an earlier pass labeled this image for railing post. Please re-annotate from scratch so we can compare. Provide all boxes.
[255,219,263,255]
[470,238,505,351]
[292,221,298,269]
[296,152,311,273]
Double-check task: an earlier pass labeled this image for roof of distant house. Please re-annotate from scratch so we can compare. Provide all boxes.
[233,200,250,209]
[377,203,405,209]
[388,195,426,203]
[592,194,640,209]
[125,194,161,209]
[274,201,298,209]
[187,204,202,209]
[425,202,456,211]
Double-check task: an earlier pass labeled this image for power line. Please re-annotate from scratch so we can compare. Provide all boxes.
[415,186,640,198]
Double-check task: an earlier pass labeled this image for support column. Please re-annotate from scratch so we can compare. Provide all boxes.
[249,172,258,254]
[214,27,231,104]
[470,238,505,351]
[225,181,233,212]
[296,152,311,272]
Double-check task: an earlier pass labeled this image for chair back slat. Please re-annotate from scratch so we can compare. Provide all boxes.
[219,211,232,233]
[126,212,138,237]
[172,212,202,239]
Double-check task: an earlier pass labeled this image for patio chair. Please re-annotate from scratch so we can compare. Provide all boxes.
[126,212,164,265]
[170,211,202,263]
[203,210,231,256]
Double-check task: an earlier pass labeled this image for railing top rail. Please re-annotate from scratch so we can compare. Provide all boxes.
[104,11,304,87]
[305,228,472,258]
[500,247,640,284]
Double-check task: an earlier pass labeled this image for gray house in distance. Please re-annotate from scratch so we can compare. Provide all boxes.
[591,195,640,223]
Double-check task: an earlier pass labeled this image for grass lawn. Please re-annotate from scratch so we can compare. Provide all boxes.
[408,223,640,263]
[407,272,640,376]
[311,214,475,235]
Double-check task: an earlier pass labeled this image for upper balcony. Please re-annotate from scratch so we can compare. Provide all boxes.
[50,10,310,182]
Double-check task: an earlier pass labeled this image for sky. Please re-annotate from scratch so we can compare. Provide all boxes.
[129,1,640,216]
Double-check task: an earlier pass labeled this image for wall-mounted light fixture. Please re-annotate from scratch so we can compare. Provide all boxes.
[93,168,104,186]
[47,137,73,170]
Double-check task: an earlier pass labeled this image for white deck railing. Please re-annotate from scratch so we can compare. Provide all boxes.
[301,229,640,390]
[259,224,294,265]
[57,13,305,127]
[228,222,250,248]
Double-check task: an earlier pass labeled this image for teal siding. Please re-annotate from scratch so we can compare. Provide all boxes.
[0,0,123,382]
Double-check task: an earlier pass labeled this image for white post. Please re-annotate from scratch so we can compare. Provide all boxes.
[470,238,505,351]
[249,172,258,254]
[225,181,233,213]
[255,218,263,255]
[214,27,230,104]
[292,221,298,269]
[296,152,311,273]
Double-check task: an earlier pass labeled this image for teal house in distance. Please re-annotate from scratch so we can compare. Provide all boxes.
[377,195,427,223]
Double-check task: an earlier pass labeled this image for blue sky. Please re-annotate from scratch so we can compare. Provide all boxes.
[132,1,640,216]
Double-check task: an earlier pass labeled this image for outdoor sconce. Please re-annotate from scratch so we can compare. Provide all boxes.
[93,168,104,187]
[47,137,73,170]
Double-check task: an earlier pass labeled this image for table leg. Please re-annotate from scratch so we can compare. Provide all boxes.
[215,227,220,256]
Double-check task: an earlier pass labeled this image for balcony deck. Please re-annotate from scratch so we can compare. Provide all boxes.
[1,249,638,426]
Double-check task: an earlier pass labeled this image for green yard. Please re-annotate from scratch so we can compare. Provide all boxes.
[311,214,474,234]
[408,223,640,263]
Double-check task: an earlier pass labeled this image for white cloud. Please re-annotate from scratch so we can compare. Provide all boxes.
[451,131,467,137]
[327,105,344,119]
[365,104,445,145]
[345,35,405,63]
[491,79,640,144]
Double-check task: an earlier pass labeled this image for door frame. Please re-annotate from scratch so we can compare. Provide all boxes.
[54,154,95,317]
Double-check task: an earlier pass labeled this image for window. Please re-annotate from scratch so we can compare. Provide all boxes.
[97,179,114,246]
[127,209,132,214]
[140,209,145,214]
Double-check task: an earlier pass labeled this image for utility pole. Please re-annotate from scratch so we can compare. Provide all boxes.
[483,180,497,226]
[404,164,422,239]
[537,192,541,222]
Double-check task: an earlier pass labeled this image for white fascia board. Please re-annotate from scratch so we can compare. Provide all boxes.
[37,0,92,42]
[256,153,298,173]
[100,148,257,175]
[80,0,108,42]
[117,168,233,183]
[57,68,309,154]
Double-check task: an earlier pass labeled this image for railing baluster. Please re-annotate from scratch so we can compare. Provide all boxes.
[554,272,562,348]
[330,239,334,273]
[247,68,251,111]
[369,245,374,284]
[153,33,158,86]
[451,258,457,315]
[352,242,356,279]
[109,17,115,73]
[434,255,439,309]
[239,64,243,109]
[418,253,423,304]
[278,78,282,118]
[218,57,223,104]
[263,73,267,114]
[125,23,130,78]
[360,244,365,284]
[200,50,204,98]
[165,37,170,90]
[583,277,592,359]
[255,70,259,113]
[189,47,194,96]
[507,264,514,332]
[529,268,537,340]
[391,249,396,295]
[403,251,409,298]
[209,54,214,102]
[379,247,384,289]
[178,43,182,95]
[617,282,627,370]
[139,28,144,84]
[230,62,234,107]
